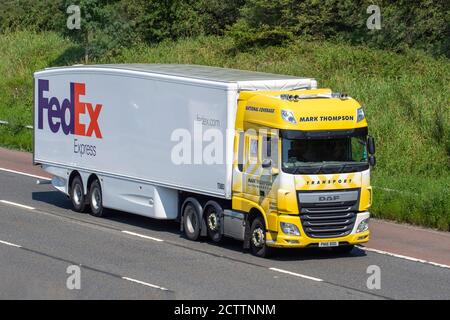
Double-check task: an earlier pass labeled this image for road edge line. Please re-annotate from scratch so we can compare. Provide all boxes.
[0,200,35,210]
[359,246,450,269]
[0,239,22,248]
[0,167,50,181]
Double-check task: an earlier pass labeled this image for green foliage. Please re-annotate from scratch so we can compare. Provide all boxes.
[60,0,136,61]
[0,31,74,150]
[227,0,450,57]
[1,1,448,57]
[373,177,450,231]
[119,0,203,43]
[0,0,65,32]
[0,0,243,59]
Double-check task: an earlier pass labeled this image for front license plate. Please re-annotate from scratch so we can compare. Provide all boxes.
[319,241,339,248]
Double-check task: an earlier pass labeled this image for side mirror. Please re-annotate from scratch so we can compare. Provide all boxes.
[369,155,376,167]
[262,158,272,168]
[368,136,376,155]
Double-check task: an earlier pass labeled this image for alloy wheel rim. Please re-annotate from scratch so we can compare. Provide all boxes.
[252,227,265,248]
[207,212,218,231]
[73,184,82,205]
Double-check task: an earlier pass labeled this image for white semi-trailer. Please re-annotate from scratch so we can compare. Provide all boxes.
[34,64,374,257]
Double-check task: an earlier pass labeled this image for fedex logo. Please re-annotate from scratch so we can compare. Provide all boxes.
[37,79,103,138]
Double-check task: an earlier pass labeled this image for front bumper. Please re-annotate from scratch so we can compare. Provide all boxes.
[266,211,370,248]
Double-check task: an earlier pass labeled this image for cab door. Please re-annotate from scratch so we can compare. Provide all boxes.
[243,131,261,202]
[237,129,279,231]
[259,130,280,229]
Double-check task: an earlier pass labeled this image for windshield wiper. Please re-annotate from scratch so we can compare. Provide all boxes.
[339,163,352,173]
[289,162,363,174]
[339,162,369,173]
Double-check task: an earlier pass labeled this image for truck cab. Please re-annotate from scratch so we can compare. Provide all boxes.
[231,89,375,257]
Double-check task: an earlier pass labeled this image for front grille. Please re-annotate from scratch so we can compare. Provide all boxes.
[298,190,359,238]
[301,211,356,238]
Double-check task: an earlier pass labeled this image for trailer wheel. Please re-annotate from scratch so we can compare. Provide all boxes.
[249,216,272,258]
[204,203,223,243]
[70,176,86,212]
[88,180,105,217]
[183,202,201,241]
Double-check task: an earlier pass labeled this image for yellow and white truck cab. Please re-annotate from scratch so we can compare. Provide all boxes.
[231,89,375,256]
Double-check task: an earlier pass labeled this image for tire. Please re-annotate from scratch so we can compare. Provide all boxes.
[183,202,201,241]
[88,179,105,217]
[70,176,86,212]
[332,245,355,254]
[249,216,272,258]
[204,204,222,243]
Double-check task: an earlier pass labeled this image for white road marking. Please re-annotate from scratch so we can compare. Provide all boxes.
[269,267,323,282]
[359,246,450,269]
[0,200,35,210]
[0,167,50,181]
[121,230,164,242]
[0,240,22,248]
[122,277,168,291]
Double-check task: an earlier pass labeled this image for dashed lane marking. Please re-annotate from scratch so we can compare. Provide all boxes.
[121,230,164,242]
[269,267,323,282]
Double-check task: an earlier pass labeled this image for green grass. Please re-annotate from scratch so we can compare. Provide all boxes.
[1,31,449,230]
[0,31,75,150]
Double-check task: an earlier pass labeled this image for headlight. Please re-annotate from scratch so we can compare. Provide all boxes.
[356,218,369,233]
[281,110,297,124]
[356,107,365,122]
[280,222,300,236]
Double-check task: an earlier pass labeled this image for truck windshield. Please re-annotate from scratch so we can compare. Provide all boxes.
[282,136,369,174]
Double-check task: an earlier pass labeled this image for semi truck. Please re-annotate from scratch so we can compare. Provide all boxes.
[33,64,375,257]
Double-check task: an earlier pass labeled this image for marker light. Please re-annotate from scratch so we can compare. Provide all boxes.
[280,222,300,236]
[356,218,369,233]
[357,107,365,122]
[281,110,297,124]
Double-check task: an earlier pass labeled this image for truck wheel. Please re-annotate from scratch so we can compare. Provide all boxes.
[332,245,354,254]
[183,203,201,241]
[89,180,105,217]
[249,217,271,258]
[70,176,86,212]
[204,204,222,243]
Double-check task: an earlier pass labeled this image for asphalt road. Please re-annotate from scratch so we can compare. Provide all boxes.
[0,170,449,299]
